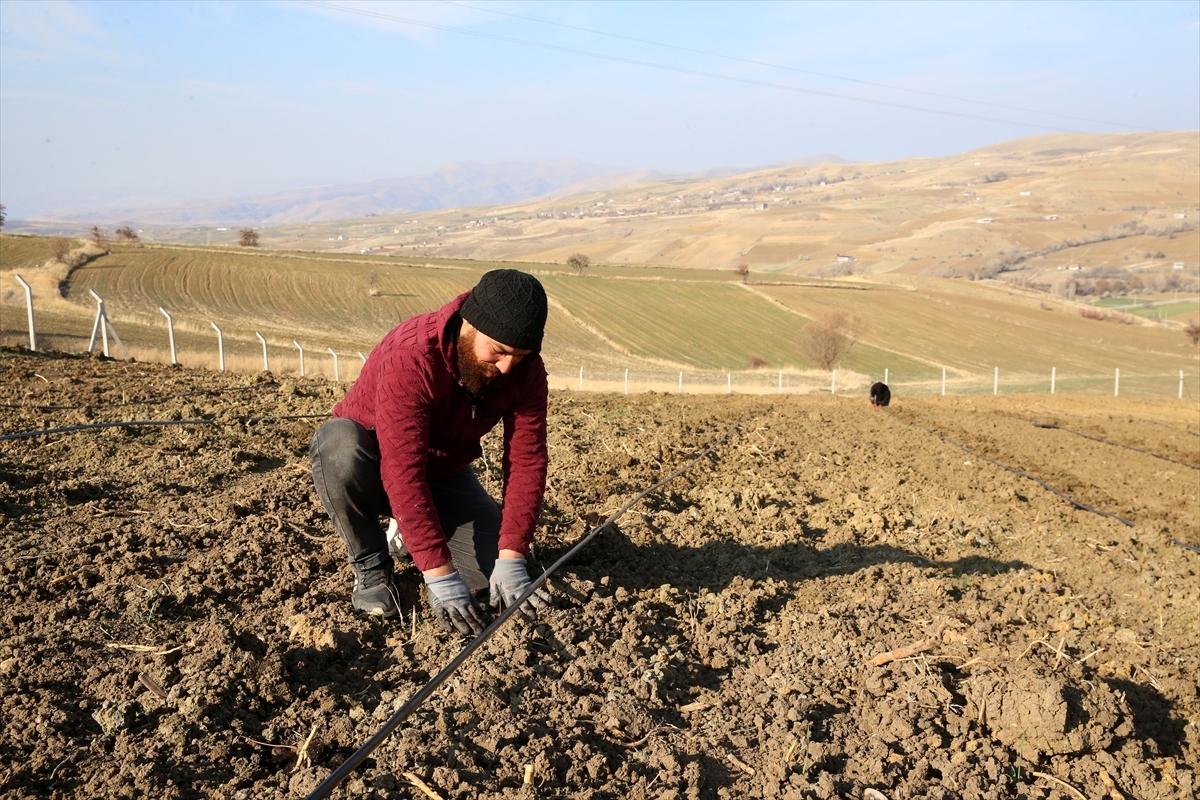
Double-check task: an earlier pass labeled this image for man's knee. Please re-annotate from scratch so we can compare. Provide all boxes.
[310,418,375,481]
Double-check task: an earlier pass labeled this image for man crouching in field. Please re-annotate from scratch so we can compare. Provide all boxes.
[308,269,551,635]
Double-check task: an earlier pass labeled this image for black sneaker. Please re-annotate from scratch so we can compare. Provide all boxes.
[352,562,400,617]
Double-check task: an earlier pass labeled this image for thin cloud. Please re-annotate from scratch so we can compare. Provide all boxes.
[320,79,406,97]
[0,0,145,66]
[284,0,492,46]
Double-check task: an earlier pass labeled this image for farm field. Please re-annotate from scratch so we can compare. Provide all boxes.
[14,133,1195,287]
[539,275,934,377]
[756,278,1195,377]
[1094,296,1200,322]
[1,352,1197,799]
[89,131,1192,284]
[4,236,1196,400]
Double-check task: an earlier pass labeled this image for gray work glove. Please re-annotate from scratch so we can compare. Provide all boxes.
[489,558,551,620]
[424,572,487,635]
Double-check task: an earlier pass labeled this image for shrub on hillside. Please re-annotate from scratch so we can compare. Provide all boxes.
[1185,319,1200,347]
[567,253,590,275]
[800,311,862,371]
[50,237,71,262]
[239,229,259,248]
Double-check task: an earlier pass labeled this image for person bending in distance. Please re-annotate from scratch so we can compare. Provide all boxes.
[309,270,551,634]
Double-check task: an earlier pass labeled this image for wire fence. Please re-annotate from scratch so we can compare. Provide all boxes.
[551,367,1199,400]
[3,286,1198,401]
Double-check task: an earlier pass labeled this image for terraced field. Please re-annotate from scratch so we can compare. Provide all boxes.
[2,236,1197,398]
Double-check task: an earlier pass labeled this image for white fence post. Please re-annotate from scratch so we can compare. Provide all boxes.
[579,366,583,391]
[358,351,366,364]
[831,370,836,395]
[884,368,888,385]
[1051,367,1056,394]
[941,367,946,396]
[14,275,36,350]
[678,372,683,393]
[1114,368,1119,397]
[256,332,269,372]
[294,340,305,377]
[211,322,225,372]
[1181,370,1185,400]
[329,348,340,381]
[624,368,628,395]
[158,306,176,365]
[88,290,108,356]
[993,367,999,395]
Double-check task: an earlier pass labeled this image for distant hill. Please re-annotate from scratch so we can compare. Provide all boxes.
[10,154,846,231]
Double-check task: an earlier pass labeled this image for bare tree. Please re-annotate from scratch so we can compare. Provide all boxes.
[90,226,107,247]
[239,228,260,248]
[734,263,750,283]
[1186,319,1200,347]
[567,253,590,275]
[115,226,139,244]
[50,237,71,262]
[0,204,6,229]
[368,271,380,297]
[800,311,863,371]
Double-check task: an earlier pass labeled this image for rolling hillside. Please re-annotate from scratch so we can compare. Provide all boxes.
[3,233,1196,398]
[189,131,1199,286]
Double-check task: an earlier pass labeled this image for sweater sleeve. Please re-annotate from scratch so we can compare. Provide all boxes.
[374,347,452,572]
[498,364,549,556]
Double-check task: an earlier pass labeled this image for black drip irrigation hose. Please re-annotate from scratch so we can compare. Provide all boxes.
[0,419,216,442]
[1031,422,1199,470]
[0,382,281,411]
[1170,538,1200,555]
[887,411,1135,528]
[0,414,332,442]
[304,416,748,800]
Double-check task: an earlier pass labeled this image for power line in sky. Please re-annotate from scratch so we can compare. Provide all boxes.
[441,0,1148,133]
[293,0,1097,134]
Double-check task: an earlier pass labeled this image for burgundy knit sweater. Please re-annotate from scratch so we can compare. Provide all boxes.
[331,293,548,572]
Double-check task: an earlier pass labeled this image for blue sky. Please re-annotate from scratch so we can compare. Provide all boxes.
[1,0,1197,218]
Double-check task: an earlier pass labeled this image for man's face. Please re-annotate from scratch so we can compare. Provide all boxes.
[457,321,532,396]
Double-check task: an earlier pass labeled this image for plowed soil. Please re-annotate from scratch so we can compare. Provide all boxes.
[1,349,1198,800]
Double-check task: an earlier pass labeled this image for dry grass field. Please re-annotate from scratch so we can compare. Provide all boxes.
[2,132,1198,398]
[210,132,1198,280]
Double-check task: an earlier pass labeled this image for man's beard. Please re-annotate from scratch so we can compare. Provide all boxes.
[457,327,502,397]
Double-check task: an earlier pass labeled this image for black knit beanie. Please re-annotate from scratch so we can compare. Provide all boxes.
[460,269,548,350]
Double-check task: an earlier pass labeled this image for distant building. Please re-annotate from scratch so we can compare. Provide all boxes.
[962,191,975,196]
[836,254,855,263]
[1174,262,1186,269]
[1174,213,1187,219]
[1020,191,1031,196]
[976,218,993,224]
[760,203,769,210]
[1067,264,1082,271]
[1044,214,1059,221]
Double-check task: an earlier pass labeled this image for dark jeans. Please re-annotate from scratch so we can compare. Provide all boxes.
[309,418,501,592]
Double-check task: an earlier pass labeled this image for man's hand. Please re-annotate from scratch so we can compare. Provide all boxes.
[489,557,551,620]
[424,572,487,635]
